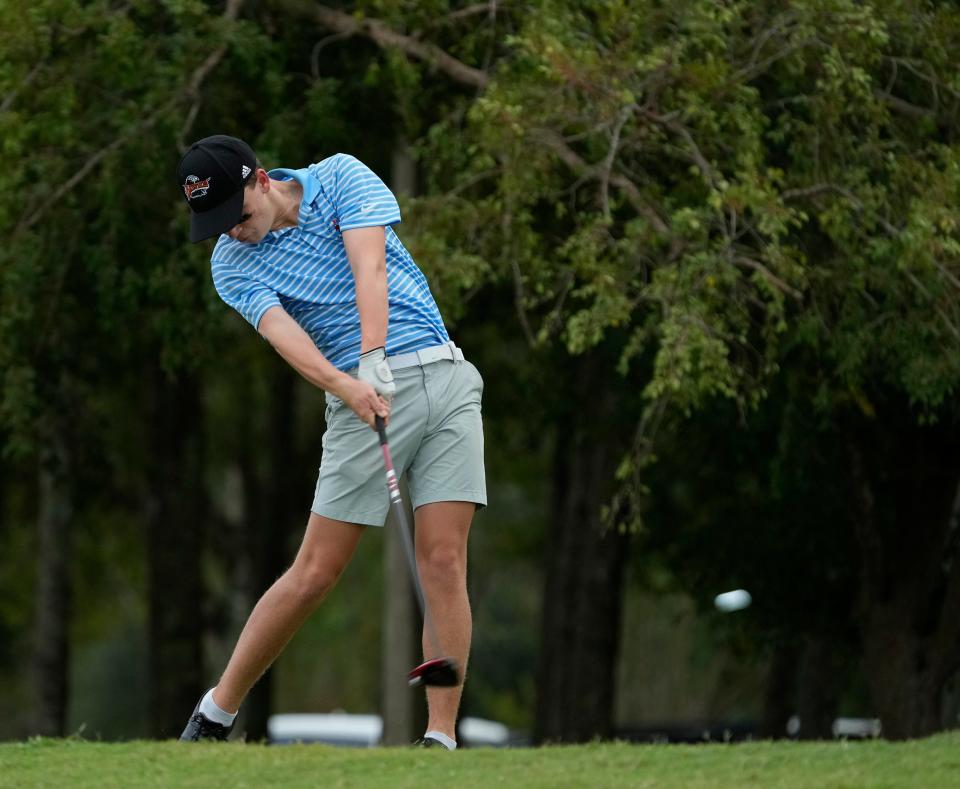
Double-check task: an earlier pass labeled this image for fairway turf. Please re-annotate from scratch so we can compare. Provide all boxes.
[1,733,958,788]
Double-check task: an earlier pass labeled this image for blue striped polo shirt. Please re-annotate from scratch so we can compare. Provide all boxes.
[210,153,449,370]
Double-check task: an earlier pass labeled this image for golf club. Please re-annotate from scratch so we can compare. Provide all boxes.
[375,415,460,688]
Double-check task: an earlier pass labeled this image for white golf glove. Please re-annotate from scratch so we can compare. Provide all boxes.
[358,346,396,400]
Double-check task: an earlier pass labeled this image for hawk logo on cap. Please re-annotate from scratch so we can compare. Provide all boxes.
[183,175,212,200]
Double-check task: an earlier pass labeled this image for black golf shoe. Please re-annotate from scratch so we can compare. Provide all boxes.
[412,735,451,749]
[179,693,234,742]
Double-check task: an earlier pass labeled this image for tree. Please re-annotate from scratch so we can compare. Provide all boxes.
[0,0,260,736]
[401,0,960,738]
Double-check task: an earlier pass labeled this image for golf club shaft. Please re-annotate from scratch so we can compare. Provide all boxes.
[375,416,446,661]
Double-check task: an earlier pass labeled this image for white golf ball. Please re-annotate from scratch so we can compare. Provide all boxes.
[714,589,752,612]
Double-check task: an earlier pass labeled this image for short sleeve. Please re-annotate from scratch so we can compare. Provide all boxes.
[331,154,401,231]
[211,260,282,330]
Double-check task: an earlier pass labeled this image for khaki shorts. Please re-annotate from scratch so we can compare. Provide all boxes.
[311,354,486,526]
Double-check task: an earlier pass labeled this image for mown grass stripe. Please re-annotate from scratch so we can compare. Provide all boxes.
[0,733,957,788]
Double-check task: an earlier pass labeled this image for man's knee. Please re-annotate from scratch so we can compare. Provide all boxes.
[418,543,466,587]
[287,562,342,608]
[285,514,362,607]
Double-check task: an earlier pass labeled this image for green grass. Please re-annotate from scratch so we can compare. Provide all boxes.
[1,733,958,788]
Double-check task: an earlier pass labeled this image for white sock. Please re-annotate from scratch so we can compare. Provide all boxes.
[199,688,237,726]
[424,730,457,750]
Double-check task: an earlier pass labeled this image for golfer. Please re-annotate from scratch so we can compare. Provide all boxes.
[176,135,485,750]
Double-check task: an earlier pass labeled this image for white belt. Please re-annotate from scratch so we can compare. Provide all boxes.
[387,341,464,371]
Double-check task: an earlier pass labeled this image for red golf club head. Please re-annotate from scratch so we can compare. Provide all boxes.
[408,657,460,687]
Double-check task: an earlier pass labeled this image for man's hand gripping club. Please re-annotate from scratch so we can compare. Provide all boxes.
[343,346,394,429]
[338,374,391,429]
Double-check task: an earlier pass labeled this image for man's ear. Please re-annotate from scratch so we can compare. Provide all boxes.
[256,168,270,191]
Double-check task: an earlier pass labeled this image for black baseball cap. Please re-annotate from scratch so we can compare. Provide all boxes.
[178,135,257,242]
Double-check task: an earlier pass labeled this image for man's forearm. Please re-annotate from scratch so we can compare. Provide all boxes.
[352,260,388,352]
[258,306,352,397]
[343,226,389,352]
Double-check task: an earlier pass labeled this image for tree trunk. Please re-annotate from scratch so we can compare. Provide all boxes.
[860,606,944,738]
[534,353,628,743]
[31,438,73,736]
[796,637,843,740]
[145,373,207,739]
[847,413,960,739]
[759,641,798,739]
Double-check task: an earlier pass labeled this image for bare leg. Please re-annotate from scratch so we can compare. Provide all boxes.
[414,501,474,739]
[212,513,365,713]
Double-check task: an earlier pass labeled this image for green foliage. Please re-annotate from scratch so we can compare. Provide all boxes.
[0,1,250,455]
[403,0,960,531]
